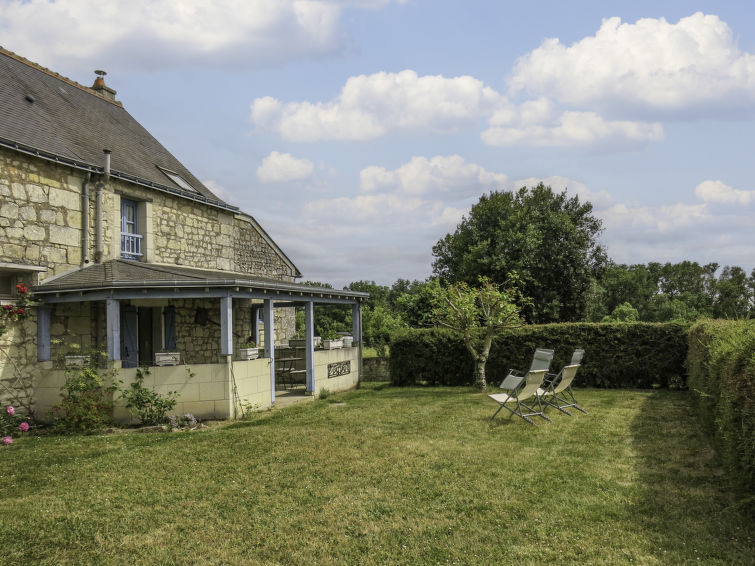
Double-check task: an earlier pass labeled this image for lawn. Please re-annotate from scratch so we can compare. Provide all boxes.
[1,385,753,565]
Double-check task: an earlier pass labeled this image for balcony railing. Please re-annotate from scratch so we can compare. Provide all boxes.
[121,232,143,260]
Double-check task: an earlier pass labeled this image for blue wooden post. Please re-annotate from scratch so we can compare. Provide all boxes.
[220,296,233,356]
[352,302,363,385]
[106,299,121,360]
[305,300,315,394]
[37,306,51,362]
[263,298,275,403]
[352,303,362,345]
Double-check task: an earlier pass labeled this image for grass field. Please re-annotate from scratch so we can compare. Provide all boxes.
[1,384,753,565]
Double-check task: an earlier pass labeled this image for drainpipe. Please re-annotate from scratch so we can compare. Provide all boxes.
[94,149,111,264]
[82,172,91,264]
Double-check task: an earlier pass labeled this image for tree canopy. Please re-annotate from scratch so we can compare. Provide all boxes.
[432,184,606,323]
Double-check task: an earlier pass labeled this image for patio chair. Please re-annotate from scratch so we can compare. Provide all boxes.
[537,349,588,416]
[488,368,551,425]
[488,349,554,424]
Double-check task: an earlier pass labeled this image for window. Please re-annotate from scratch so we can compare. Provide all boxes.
[157,166,198,193]
[121,199,143,260]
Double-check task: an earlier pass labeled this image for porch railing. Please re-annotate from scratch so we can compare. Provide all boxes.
[121,232,143,260]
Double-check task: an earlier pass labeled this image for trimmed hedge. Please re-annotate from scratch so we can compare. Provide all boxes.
[687,320,755,510]
[390,323,688,389]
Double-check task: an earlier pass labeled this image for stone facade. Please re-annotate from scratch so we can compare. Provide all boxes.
[0,145,297,281]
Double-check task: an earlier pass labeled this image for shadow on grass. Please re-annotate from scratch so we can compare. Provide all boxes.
[629,390,754,563]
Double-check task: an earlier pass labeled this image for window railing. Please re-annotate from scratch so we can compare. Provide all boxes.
[121,232,143,260]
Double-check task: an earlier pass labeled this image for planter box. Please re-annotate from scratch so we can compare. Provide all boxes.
[239,347,259,360]
[322,339,343,350]
[64,355,90,368]
[342,336,354,348]
[155,352,181,366]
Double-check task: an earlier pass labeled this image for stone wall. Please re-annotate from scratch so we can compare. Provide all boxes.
[0,146,84,278]
[0,145,298,282]
[0,318,37,413]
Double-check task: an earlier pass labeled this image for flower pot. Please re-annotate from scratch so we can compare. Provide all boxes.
[64,355,90,368]
[240,347,259,360]
[322,339,343,350]
[342,336,354,348]
[155,352,181,366]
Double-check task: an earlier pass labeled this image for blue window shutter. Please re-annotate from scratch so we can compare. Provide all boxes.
[164,306,176,350]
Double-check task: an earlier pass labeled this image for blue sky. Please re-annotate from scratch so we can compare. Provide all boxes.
[2,0,753,286]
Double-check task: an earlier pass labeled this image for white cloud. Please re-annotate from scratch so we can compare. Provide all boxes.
[482,111,663,149]
[251,70,504,141]
[694,180,754,205]
[360,155,507,196]
[0,0,403,72]
[257,151,314,183]
[509,12,755,116]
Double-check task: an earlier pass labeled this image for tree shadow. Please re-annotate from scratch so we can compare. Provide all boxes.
[629,390,754,563]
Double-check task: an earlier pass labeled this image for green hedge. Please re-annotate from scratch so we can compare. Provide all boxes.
[390,323,688,389]
[687,320,755,510]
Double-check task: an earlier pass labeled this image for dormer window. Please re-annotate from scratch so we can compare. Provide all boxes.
[158,166,198,193]
[121,198,143,260]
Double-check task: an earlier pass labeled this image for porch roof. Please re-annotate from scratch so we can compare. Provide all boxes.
[32,260,368,305]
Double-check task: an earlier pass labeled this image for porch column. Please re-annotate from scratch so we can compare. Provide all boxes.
[352,303,362,345]
[220,296,233,356]
[352,302,363,386]
[37,306,51,362]
[106,299,121,360]
[263,298,275,403]
[304,300,315,394]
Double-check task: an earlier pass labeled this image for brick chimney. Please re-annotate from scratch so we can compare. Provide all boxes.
[91,70,117,102]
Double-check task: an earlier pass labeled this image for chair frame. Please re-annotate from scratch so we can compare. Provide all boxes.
[489,368,551,425]
[538,349,588,415]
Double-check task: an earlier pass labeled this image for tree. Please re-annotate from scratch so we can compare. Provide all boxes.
[713,266,753,319]
[601,302,640,323]
[392,279,438,327]
[432,184,606,323]
[433,277,527,390]
[361,305,405,357]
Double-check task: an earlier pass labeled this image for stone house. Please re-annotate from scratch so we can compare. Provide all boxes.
[0,47,366,421]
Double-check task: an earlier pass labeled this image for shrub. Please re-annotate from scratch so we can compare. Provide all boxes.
[49,353,118,432]
[0,405,32,445]
[390,323,688,389]
[120,367,178,426]
[687,320,755,511]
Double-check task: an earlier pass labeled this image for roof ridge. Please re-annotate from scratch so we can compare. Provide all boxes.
[0,45,123,108]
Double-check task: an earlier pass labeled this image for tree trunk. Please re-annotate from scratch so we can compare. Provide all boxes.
[475,354,487,390]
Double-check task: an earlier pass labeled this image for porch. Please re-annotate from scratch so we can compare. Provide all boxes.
[31,260,367,422]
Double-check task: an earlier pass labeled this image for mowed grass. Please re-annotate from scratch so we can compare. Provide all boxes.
[1,385,753,565]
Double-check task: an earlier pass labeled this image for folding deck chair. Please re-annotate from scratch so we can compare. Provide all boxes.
[537,349,588,415]
[488,348,554,425]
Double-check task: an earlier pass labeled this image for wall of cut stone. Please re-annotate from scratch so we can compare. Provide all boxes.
[0,318,37,414]
[0,146,298,282]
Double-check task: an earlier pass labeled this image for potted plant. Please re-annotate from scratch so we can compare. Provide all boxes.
[63,343,90,368]
[155,352,181,366]
[321,330,343,350]
[341,335,354,348]
[240,338,259,360]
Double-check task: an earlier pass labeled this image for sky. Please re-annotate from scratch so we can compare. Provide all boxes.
[1,0,754,287]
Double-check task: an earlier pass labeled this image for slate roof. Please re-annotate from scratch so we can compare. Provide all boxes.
[0,47,234,210]
[33,260,367,302]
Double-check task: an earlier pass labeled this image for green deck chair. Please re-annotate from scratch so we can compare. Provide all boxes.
[537,349,588,415]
